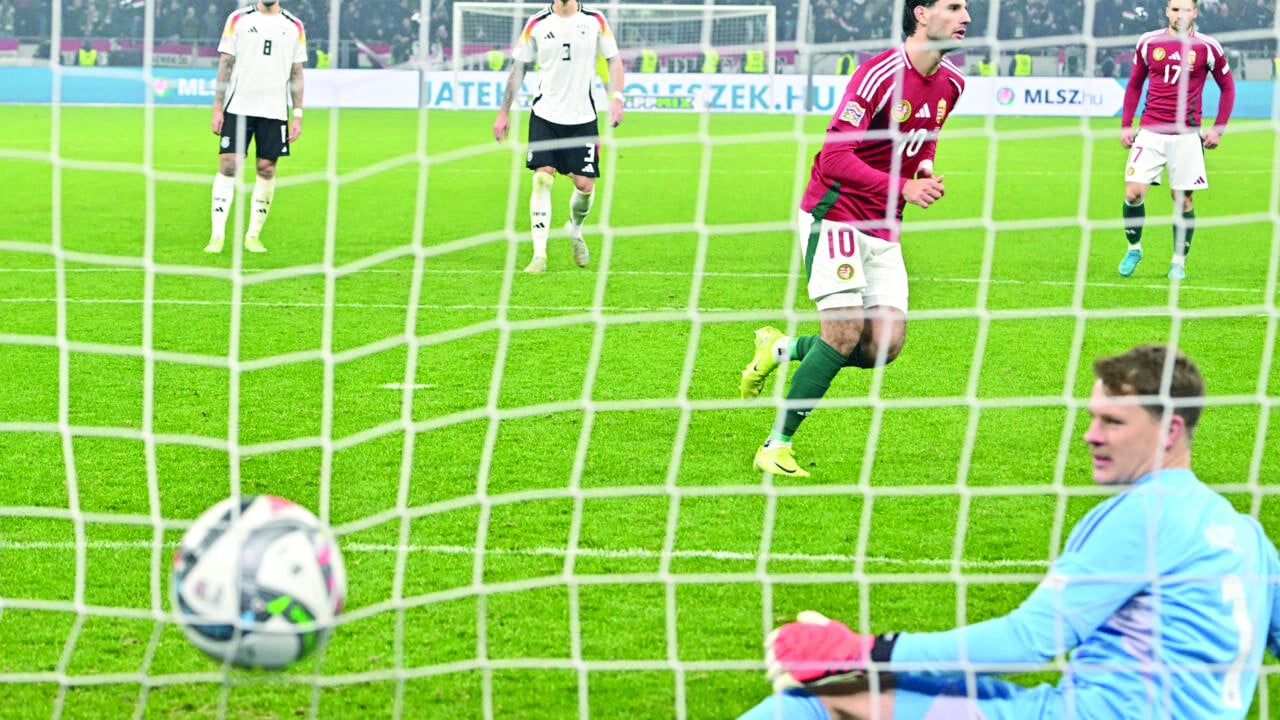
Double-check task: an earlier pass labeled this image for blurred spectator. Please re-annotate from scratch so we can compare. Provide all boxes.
[1098,48,1118,77]
[6,0,1275,64]
[180,6,198,42]
[391,15,413,64]
[0,0,16,37]
[203,3,221,40]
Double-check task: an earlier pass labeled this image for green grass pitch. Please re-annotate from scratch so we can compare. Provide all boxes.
[0,105,1278,718]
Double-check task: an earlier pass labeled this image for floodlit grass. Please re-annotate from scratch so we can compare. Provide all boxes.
[1,104,1278,719]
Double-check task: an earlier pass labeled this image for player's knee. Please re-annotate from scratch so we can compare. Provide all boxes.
[218,158,237,176]
[852,336,903,368]
[878,336,905,364]
[256,162,276,180]
[820,323,861,357]
[574,177,595,194]
[1125,187,1146,205]
[533,171,555,191]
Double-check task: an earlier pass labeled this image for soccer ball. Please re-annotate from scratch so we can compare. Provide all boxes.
[171,495,347,669]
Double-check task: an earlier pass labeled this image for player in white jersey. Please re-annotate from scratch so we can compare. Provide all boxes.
[205,0,307,254]
[492,0,625,274]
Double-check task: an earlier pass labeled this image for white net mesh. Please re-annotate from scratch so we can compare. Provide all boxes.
[1,0,1279,718]
[453,2,776,74]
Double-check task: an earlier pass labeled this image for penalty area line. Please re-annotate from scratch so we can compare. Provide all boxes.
[0,538,1050,570]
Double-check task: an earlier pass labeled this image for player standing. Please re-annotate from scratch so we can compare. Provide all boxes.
[492,0,625,274]
[745,344,1280,720]
[1118,0,1235,280]
[206,0,307,254]
[739,0,967,477]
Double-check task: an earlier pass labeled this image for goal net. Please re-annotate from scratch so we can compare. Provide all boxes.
[1,0,1279,718]
[454,1,775,109]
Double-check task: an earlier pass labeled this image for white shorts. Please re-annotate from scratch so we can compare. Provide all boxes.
[1124,128,1208,191]
[796,209,908,312]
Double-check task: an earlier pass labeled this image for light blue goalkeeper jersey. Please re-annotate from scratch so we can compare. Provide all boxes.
[892,468,1280,720]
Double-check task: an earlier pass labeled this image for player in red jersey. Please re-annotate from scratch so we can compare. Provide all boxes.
[1117,0,1235,281]
[738,0,968,477]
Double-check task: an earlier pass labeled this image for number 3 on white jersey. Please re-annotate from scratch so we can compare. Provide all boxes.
[1220,574,1253,709]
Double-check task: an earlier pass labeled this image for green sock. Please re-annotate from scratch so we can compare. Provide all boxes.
[1122,201,1145,246]
[792,335,818,361]
[779,339,848,437]
[1175,209,1195,258]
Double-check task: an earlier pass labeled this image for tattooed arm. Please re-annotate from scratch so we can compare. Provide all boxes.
[492,60,527,142]
[212,52,234,134]
[288,61,304,141]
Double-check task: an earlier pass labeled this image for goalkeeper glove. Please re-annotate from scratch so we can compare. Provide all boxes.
[765,610,898,692]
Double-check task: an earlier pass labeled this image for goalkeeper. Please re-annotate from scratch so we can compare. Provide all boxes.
[740,344,1280,720]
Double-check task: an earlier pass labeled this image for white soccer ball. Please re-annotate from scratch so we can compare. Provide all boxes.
[171,495,347,669]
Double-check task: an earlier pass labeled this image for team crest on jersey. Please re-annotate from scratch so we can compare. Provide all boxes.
[1187,50,1196,63]
[839,100,866,125]
[1152,47,1166,61]
[937,98,947,123]
[837,264,856,281]
[578,24,588,38]
[892,99,912,123]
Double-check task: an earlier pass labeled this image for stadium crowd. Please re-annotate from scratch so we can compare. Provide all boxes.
[2,0,1274,55]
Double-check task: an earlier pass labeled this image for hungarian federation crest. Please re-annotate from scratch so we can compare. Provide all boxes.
[892,99,912,123]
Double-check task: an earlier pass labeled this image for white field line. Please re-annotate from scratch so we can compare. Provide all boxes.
[0,258,1267,296]
[0,538,1050,570]
[2,159,1274,177]
[0,267,1262,300]
[0,263,1267,292]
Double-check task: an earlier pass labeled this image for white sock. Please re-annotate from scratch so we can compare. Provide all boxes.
[771,336,792,363]
[569,188,593,228]
[247,176,275,238]
[530,173,553,257]
[211,173,235,238]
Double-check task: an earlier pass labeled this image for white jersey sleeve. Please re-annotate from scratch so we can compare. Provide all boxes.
[216,10,239,56]
[513,12,542,64]
[292,19,307,66]
[595,10,618,61]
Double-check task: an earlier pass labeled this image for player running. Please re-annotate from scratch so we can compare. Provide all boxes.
[740,0,968,478]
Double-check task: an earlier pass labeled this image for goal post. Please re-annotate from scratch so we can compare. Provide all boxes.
[451,2,776,77]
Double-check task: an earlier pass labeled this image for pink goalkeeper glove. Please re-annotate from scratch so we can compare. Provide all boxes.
[765,611,895,692]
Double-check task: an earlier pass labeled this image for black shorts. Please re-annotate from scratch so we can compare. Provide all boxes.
[218,113,290,161]
[526,113,600,177]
